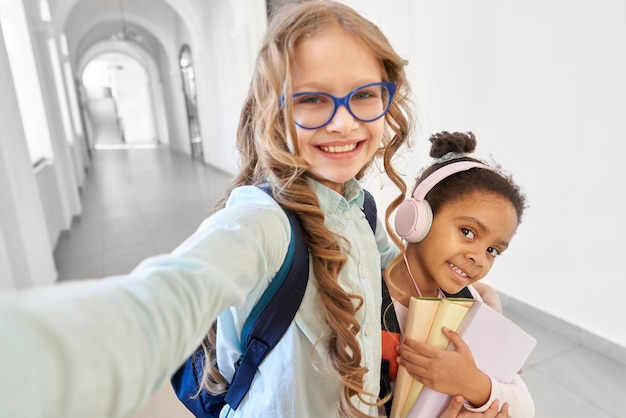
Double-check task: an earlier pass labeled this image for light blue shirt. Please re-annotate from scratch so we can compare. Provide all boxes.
[0,178,397,418]
[213,179,397,417]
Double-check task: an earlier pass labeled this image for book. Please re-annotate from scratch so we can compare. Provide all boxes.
[390,298,472,418]
[390,297,439,418]
[405,299,537,417]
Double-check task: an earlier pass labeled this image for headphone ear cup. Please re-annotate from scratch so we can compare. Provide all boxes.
[394,199,433,243]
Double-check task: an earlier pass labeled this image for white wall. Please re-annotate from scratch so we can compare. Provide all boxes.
[193,0,267,173]
[0,22,57,289]
[35,160,66,247]
[22,18,83,245]
[354,0,626,348]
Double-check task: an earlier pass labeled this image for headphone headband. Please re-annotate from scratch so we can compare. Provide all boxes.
[412,160,489,201]
[395,160,491,243]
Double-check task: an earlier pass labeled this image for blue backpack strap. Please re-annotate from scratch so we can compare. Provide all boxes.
[171,190,308,416]
[224,207,308,409]
[363,189,377,233]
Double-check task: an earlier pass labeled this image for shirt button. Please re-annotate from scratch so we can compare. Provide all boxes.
[342,210,350,219]
[360,268,367,278]
[365,327,373,336]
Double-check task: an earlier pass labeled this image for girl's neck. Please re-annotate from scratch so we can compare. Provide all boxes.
[402,251,442,299]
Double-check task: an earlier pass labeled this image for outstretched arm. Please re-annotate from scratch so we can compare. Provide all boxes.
[0,195,291,418]
[0,257,243,418]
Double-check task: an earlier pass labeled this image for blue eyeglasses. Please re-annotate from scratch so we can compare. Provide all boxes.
[284,81,396,130]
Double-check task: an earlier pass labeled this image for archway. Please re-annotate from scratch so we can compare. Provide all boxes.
[82,52,158,149]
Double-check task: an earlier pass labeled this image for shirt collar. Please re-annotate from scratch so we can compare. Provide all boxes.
[306,177,365,212]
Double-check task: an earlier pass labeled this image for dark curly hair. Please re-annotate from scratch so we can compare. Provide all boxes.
[418,131,526,223]
[382,130,528,321]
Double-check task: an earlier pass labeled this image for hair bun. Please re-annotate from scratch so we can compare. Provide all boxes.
[429,131,476,158]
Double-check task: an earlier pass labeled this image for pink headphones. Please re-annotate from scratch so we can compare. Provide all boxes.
[394,160,490,243]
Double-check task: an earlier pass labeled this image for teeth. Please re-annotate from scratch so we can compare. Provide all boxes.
[320,144,357,153]
[450,264,468,277]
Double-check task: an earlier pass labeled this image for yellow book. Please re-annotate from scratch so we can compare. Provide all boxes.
[394,298,473,418]
[390,297,440,418]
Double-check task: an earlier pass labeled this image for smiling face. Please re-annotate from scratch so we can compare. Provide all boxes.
[290,25,385,193]
[407,190,519,297]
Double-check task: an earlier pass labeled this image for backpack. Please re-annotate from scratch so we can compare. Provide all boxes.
[171,189,377,417]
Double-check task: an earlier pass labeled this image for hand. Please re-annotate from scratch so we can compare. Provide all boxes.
[472,282,502,313]
[439,397,511,418]
[397,327,491,406]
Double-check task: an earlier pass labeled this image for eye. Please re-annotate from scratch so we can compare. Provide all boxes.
[293,93,329,106]
[487,247,501,257]
[461,227,475,240]
[352,90,375,100]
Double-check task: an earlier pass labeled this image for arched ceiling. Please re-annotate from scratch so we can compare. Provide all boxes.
[52,0,202,73]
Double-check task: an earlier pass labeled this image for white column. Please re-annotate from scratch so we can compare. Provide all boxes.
[0,20,57,289]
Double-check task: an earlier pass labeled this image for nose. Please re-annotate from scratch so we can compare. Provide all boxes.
[325,104,358,133]
[466,250,487,268]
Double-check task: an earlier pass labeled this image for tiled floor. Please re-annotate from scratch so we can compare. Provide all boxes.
[55,146,232,280]
[54,147,626,418]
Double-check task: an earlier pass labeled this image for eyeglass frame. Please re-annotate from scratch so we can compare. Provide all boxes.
[282,81,397,130]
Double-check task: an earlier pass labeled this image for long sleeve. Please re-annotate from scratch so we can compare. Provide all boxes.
[0,263,241,418]
[464,374,535,417]
[0,186,292,418]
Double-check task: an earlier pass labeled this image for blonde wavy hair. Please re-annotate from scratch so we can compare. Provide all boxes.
[199,1,414,416]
